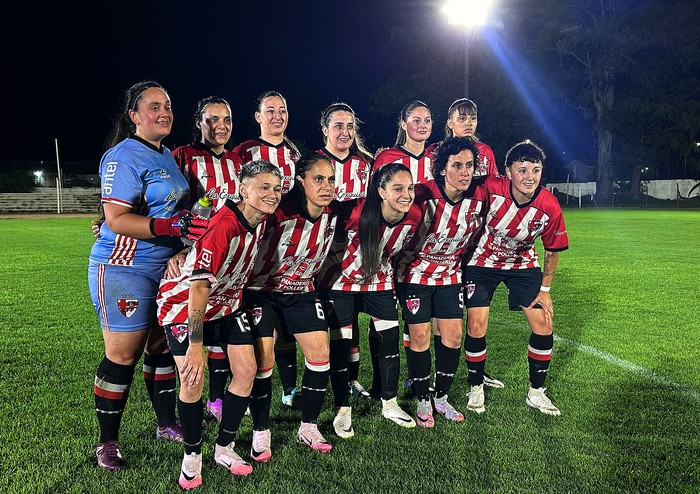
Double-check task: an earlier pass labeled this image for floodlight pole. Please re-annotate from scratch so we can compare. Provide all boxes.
[55,138,62,214]
[463,28,476,99]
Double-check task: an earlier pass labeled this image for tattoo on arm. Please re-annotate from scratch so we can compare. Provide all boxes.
[543,251,559,277]
[188,308,205,344]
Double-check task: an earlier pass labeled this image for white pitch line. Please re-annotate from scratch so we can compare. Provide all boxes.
[555,334,700,404]
[488,318,700,404]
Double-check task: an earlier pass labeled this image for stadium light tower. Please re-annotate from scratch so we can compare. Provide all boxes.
[443,0,493,98]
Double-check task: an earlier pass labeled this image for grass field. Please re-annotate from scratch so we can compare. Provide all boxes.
[1,210,698,493]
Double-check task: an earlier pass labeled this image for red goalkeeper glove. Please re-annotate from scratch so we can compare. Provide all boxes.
[150,210,209,241]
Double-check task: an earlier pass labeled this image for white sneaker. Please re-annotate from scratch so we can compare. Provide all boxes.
[250,429,272,463]
[214,441,253,476]
[526,387,561,416]
[178,452,202,490]
[483,372,505,388]
[381,397,416,428]
[467,384,485,414]
[332,406,355,439]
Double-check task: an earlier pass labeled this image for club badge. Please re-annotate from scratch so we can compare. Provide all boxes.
[466,283,475,299]
[117,298,138,318]
[405,297,421,315]
[249,306,263,326]
[170,324,188,344]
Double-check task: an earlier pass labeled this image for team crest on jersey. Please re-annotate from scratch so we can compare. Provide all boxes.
[170,324,188,343]
[528,220,544,234]
[249,306,263,326]
[357,166,369,184]
[466,284,475,299]
[405,297,420,315]
[117,298,138,318]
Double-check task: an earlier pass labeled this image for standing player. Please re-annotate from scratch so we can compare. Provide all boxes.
[234,90,303,408]
[88,81,208,471]
[244,152,339,455]
[463,140,568,416]
[316,102,374,400]
[157,161,282,489]
[373,100,434,183]
[172,96,243,422]
[437,98,499,178]
[317,163,421,431]
[395,137,487,427]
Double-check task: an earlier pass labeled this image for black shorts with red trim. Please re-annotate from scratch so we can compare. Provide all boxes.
[463,266,543,310]
[396,283,464,324]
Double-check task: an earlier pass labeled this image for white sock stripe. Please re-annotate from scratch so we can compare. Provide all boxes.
[94,377,129,393]
[256,368,273,379]
[305,359,330,372]
[373,319,398,331]
[348,353,360,363]
[157,387,176,394]
[527,345,552,356]
[465,349,486,358]
[403,334,411,343]
[207,346,224,353]
[95,408,122,415]
[383,353,399,360]
[301,385,328,393]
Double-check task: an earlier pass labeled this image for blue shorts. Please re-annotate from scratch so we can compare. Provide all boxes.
[463,266,543,310]
[164,310,252,356]
[396,283,464,324]
[244,289,327,337]
[88,260,164,332]
[318,290,399,328]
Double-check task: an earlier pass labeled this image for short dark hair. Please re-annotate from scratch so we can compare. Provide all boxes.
[504,140,546,168]
[431,137,480,187]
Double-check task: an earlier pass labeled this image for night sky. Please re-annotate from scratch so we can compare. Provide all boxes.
[3,1,593,167]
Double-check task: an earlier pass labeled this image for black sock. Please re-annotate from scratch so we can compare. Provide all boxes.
[275,341,298,396]
[207,346,230,402]
[300,359,329,423]
[216,391,249,447]
[464,335,486,386]
[528,333,553,388]
[178,398,203,454]
[410,349,432,401]
[94,357,135,443]
[434,342,460,399]
[329,333,350,407]
[376,324,400,400]
[143,352,177,427]
[249,367,272,430]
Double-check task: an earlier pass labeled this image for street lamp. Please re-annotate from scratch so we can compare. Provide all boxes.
[443,0,494,98]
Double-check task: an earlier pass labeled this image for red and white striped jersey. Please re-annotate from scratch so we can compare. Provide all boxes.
[172,142,243,210]
[317,148,371,201]
[157,202,266,325]
[467,175,568,270]
[233,138,298,194]
[317,199,422,292]
[427,141,499,178]
[372,146,433,184]
[247,188,339,294]
[395,180,488,285]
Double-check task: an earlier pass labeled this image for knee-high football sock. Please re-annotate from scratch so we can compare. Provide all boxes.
[94,357,136,443]
[275,340,298,396]
[434,341,460,399]
[249,366,273,430]
[216,391,249,447]
[178,398,203,455]
[207,346,230,402]
[300,358,330,423]
[528,333,553,389]
[410,349,432,402]
[374,321,400,400]
[143,352,177,426]
[329,326,351,407]
[464,335,486,386]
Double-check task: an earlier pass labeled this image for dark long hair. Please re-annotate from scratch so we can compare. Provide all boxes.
[394,100,431,147]
[105,80,166,150]
[431,136,480,188]
[192,95,231,143]
[358,162,412,276]
[443,98,480,141]
[255,90,301,160]
[320,102,373,163]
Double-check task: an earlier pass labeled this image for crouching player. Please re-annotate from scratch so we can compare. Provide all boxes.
[156,160,282,489]
[463,140,568,416]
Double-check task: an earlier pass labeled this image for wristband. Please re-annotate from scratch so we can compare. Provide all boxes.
[540,285,551,292]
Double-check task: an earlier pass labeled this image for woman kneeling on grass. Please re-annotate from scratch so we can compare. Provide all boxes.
[463,140,568,416]
[156,161,282,490]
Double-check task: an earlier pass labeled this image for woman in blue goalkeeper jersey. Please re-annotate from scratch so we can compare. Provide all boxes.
[88,81,208,472]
